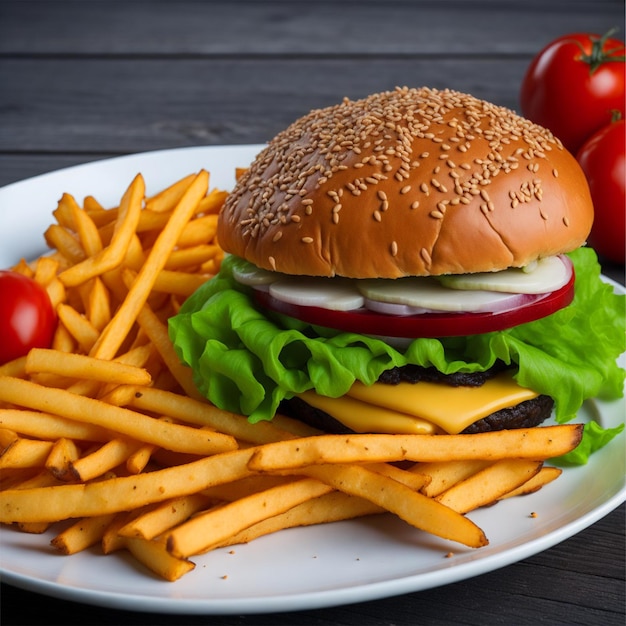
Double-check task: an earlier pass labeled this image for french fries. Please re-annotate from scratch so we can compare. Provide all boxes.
[0,170,585,582]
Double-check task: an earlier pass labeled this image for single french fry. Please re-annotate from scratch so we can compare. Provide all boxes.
[413,459,493,498]
[0,409,112,443]
[197,188,228,214]
[11,258,34,277]
[125,386,298,444]
[145,173,195,213]
[69,438,141,482]
[499,465,563,499]
[122,234,146,272]
[0,356,27,378]
[0,436,54,469]
[101,510,136,554]
[162,244,221,270]
[134,303,201,399]
[44,224,86,264]
[52,193,80,230]
[33,256,60,287]
[51,513,117,555]
[51,320,77,353]
[89,170,209,361]
[435,459,544,514]
[124,536,195,582]
[86,277,111,330]
[83,195,106,212]
[150,270,211,297]
[118,493,212,540]
[17,522,51,534]
[218,491,383,549]
[12,469,62,490]
[58,174,145,287]
[126,442,157,474]
[166,478,334,558]
[56,303,100,353]
[70,198,103,256]
[0,428,19,451]
[0,448,254,523]
[365,463,430,492]
[175,214,218,248]
[247,426,585,472]
[45,437,82,481]
[298,464,488,548]
[25,349,152,386]
[0,377,238,456]
[2,469,47,491]
[45,277,67,309]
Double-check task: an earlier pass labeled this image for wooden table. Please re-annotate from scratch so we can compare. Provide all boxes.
[1,2,624,624]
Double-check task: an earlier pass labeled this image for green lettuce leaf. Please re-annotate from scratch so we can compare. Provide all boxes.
[552,420,625,466]
[169,247,625,462]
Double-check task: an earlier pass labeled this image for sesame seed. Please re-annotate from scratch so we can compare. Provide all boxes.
[563,216,570,227]
[301,236,314,243]
[272,231,283,242]
[400,185,411,194]
[420,247,432,265]
[373,210,382,222]
[410,200,420,209]
[390,241,398,256]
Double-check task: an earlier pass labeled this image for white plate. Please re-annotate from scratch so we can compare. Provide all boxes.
[0,146,624,615]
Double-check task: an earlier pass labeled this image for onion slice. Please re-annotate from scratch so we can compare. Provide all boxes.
[253,257,575,338]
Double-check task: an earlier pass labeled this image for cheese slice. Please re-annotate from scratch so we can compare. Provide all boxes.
[297,390,441,435]
[298,371,539,435]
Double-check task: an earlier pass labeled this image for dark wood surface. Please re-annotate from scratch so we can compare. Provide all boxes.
[0,1,624,624]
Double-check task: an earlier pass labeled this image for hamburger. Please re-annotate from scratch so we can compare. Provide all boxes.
[170,87,625,461]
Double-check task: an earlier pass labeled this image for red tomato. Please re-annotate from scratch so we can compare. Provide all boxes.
[0,271,57,364]
[577,119,626,264]
[520,31,625,154]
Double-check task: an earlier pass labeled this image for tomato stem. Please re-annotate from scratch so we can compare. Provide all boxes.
[577,28,626,74]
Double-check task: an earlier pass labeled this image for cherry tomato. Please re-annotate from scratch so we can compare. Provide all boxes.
[0,271,57,364]
[254,263,575,339]
[520,31,625,154]
[577,119,626,264]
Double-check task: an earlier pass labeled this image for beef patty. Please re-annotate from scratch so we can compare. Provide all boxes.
[279,364,554,435]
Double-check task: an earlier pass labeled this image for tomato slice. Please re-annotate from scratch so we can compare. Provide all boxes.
[253,264,575,338]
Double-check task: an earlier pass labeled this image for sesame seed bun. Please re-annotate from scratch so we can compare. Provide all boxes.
[218,87,593,278]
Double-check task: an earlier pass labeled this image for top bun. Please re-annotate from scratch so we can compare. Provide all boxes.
[218,87,593,278]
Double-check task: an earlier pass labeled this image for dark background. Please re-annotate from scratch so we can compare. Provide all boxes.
[0,1,624,624]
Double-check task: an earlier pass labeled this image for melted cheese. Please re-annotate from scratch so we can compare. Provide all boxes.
[298,372,539,435]
[297,391,441,435]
